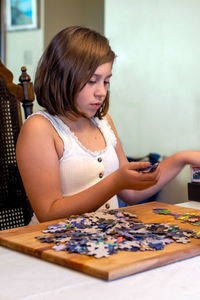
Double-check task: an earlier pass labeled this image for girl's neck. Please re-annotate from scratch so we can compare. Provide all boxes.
[59,115,94,132]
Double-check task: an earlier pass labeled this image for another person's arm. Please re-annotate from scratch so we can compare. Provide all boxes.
[107,115,200,204]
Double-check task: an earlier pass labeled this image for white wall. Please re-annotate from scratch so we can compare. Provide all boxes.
[105,0,200,203]
[6,29,44,84]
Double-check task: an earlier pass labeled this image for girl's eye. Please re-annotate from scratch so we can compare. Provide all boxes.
[88,80,96,84]
[88,79,110,85]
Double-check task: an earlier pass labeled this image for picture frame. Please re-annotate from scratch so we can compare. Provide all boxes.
[6,0,38,31]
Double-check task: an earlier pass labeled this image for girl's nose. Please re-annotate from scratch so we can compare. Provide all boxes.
[95,83,107,99]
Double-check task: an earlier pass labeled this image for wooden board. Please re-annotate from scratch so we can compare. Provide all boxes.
[0,202,200,281]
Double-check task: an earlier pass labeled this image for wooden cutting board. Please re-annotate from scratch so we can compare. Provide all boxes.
[0,202,199,280]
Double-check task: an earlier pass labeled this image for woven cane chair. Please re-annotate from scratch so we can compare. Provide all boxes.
[0,60,34,230]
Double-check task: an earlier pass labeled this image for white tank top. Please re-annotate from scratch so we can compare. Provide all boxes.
[30,111,119,216]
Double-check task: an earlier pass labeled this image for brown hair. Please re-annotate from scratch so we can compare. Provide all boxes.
[34,26,116,119]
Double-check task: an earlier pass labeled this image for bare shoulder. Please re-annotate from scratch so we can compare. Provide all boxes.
[105,114,118,134]
[17,114,55,151]
[105,114,128,163]
[18,114,55,142]
[21,114,52,132]
[105,113,115,127]
[105,113,112,123]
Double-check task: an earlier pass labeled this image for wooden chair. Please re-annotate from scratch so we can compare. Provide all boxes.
[0,61,34,230]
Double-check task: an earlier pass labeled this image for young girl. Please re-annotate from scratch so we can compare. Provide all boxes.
[16,26,200,223]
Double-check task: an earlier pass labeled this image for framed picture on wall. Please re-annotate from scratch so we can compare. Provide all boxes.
[6,0,39,31]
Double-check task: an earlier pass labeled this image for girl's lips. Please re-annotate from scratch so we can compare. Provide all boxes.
[91,103,101,108]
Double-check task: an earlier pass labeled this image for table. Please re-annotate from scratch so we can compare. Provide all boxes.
[1,201,200,300]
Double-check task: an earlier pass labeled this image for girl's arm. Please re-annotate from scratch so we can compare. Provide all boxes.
[106,115,200,204]
[16,115,159,222]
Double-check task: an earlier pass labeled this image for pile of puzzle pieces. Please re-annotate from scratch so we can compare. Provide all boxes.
[35,209,200,258]
[153,208,200,226]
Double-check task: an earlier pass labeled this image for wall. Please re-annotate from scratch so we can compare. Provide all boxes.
[105,0,200,203]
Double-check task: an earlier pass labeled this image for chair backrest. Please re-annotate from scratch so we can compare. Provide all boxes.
[0,60,34,230]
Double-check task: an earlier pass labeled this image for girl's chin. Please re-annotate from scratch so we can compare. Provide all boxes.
[84,110,98,118]
[76,107,99,118]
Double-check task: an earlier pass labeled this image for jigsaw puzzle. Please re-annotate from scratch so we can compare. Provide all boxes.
[35,209,200,258]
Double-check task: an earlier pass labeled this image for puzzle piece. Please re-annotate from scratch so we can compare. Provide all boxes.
[87,241,110,258]
[173,236,190,244]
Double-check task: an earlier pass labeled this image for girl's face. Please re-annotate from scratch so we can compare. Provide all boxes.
[75,62,112,118]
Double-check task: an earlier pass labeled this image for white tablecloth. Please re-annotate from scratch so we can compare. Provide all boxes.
[1,201,200,300]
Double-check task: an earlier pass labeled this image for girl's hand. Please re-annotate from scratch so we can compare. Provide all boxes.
[116,161,160,191]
